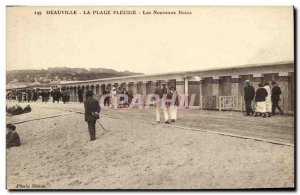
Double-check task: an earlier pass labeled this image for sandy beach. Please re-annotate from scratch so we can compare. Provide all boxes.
[6,102,294,189]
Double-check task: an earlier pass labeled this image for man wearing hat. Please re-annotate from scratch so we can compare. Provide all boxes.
[84,90,101,141]
[6,124,21,148]
[271,81,283,115]
[169,87,179,122]
[243,80,255,116]
[154,81,170,124]
[110,86,117,109]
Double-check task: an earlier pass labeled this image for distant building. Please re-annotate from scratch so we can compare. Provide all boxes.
[58,61,294,114]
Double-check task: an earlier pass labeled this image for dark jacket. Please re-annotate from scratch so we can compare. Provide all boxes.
[244,85,255,100]
[7,106,23,115]
[77,89,83,95]
[166,91,179,106]
[84,97,101,122]
[271,85,282,101]
[126,90,134,98]
[173,91,179,106]
[255,88,268,102]
[23,105,31,113]
[54,91,61,100]
[162,86,168,94]
[103,89,110,95]
[6,130,21,148]
[166,92,173,106]
[154,87,164,99]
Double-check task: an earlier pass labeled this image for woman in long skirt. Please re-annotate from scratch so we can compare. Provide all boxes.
[254,82,268,117]
[264,81,272,117]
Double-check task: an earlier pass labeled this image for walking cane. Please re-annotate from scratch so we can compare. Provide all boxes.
[96,120,108,132]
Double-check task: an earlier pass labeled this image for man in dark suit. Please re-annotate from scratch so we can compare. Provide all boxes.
[52,89,61,103]
[244,80,255,116]
[271,81,283,115]
[77,88,83,103]
[41,90,46,103]
[62,88,68,104]
[162,84,168,95]
[84,90,101,141]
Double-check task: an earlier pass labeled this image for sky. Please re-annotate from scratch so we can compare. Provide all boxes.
[6,6,294,74]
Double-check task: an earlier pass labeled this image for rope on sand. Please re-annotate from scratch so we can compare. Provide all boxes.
[11,112,75,124]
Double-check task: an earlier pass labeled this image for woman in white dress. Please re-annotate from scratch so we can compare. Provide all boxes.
[264,81,272,117]
[254,82,268,117]
[110,87,117,109]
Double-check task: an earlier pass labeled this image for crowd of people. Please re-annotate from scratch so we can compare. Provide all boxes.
[6,81,284,119]
[96,87,134,108]
[6,80,285,143]
[6,90,39,103]
[6,88,72,104]
[51,89,70,104]
[244,80,283,117]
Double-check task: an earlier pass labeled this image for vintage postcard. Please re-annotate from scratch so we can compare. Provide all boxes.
[6,6,294,189]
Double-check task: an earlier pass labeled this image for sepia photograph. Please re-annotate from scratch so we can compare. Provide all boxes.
[5,6,294,189]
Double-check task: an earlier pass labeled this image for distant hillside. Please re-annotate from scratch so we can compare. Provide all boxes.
[6,67,143,84]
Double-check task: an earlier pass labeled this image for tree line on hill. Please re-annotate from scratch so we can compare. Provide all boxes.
[6,67,143,83]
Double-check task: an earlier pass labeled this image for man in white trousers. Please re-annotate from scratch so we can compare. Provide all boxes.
[110,86,117,109]
[169,87,179,122]
[154,82,170,124]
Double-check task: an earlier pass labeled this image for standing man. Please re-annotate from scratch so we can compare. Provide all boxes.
[154,83,163,123]
[50,90,54,102]
[27,90,32,103]
[23,91,27,102]
[32,90,38,102]
[126,88,134,107]
[169,87,179,122]
[67,90,70,103]
[271,81,283,115]
[162,83,168,95]
[77,88,84,103]
[243,80,255,116]
[41,90,46,103]
[154,82,169,124]
[84,90,101,141]
[46,91,50,102]
[53,89,61,103]
[17,92,22,102]
[62,88,68,104]
[117,87,123,108]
